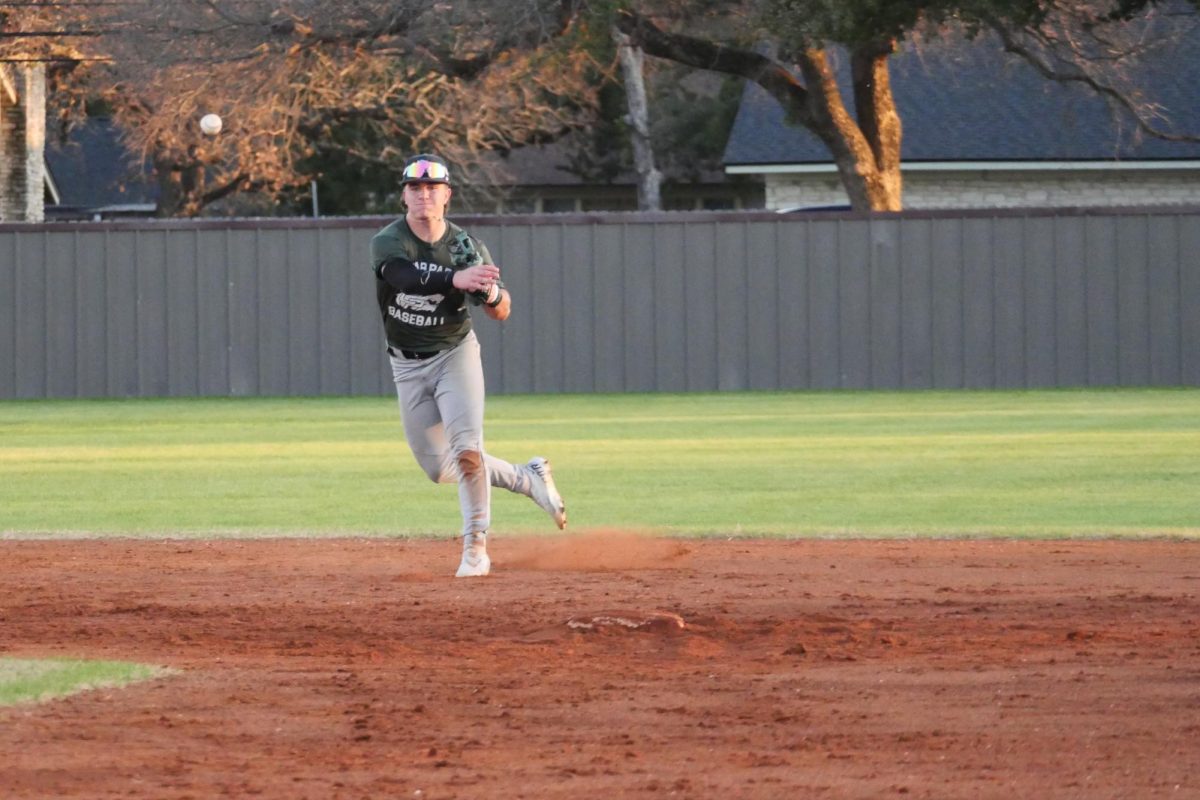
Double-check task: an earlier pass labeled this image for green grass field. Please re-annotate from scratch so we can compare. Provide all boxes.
[0,389,1197,538]
[0,658,172,706]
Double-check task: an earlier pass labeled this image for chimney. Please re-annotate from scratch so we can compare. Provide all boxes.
[0,63,47,223]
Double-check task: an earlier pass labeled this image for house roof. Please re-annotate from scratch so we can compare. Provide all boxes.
[44,118,157,214]
[724,25,1200,168]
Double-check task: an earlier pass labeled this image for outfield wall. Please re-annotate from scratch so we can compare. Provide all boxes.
[1,207,1198,398]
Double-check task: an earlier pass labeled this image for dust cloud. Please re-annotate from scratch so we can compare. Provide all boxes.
[499,529,691,572]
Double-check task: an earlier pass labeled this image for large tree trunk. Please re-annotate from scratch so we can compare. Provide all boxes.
[795,46,903,211]
[613,27,663,211]
[614,10,902,212]
[851,43,903,210]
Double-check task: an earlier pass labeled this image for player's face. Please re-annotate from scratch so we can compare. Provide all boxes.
[404,181,451,220]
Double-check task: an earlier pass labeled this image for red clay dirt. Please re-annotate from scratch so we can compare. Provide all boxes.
[1,534,1197,799]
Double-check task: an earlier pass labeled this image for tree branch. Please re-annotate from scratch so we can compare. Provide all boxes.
[993,24,1200,144]
[613,8,813,126]
[200,171,254,206]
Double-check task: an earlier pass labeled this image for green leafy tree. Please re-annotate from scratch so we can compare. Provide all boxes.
[607,0,1200,210]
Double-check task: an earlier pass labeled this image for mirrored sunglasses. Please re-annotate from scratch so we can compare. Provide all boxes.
[403,159,449,182]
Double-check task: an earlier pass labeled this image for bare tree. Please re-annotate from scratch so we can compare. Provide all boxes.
[613,26,662,211]
[2,0,599,216]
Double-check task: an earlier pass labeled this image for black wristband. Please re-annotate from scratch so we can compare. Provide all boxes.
[486,287,504,307]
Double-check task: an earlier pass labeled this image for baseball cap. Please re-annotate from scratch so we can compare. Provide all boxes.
[401,154,451,186]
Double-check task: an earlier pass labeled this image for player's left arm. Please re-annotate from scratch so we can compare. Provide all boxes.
[470,239,510,321]
[481,283,510,321]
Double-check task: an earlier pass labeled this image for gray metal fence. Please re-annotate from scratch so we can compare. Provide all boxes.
[2,208,1198,399]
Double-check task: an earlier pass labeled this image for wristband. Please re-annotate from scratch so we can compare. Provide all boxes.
[485,285,503,307]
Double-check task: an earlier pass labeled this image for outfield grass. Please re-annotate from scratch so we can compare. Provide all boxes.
[0,389,1197,538]
[0,658,173,706]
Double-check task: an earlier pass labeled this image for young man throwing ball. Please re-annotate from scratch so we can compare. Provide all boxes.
[371,153,566,577]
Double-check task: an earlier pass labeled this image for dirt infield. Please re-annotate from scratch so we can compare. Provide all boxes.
[1,535,1197,799]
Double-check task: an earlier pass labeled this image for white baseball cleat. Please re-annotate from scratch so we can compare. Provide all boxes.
[527,457,567,530]
[455,531,490,577]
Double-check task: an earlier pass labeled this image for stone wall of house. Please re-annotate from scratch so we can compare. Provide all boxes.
[766,168,1200,211]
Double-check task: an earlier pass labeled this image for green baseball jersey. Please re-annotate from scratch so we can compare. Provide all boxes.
[370,218,495,353]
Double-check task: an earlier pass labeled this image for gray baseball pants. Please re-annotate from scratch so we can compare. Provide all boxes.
[389,330,535,536]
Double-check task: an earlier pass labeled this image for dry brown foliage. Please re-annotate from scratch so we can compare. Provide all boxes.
[2,1,598,215]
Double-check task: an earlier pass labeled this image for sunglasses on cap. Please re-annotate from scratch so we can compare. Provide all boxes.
[402,159,450,183]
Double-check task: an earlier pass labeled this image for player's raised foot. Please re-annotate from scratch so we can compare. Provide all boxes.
[526,457,567,530]
[455,531,490,577]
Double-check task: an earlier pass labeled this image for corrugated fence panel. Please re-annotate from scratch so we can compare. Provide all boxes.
[197,229,231,395]
[165,230,198,396]
[993,217,1025,389]
[1053,217,1088,387]
[961,218,995,389]
[0,233,14,394]
[2,208,1198,399]
[590,223,624,392]
[1116,215,1151,387]
[228,229,260,396]
[807,219,840,389]
[530,224,566,394]
[624,223,657,392]
[105,231,139,397]
[714,220,748,391]
[652,223,687,392]
[559,223,595,394]
[1147,216,1181,386]
[1182,218,1200,386]
[316,227,351,395]
[44,232,74,397]
[683,222,718,391]
[930,218,964,388]
[287,228,322,395]
[1085,216,1120,386]
[869,219,902,390]
[776,221,808,389]
[838,220,871,389]
[134,229,168,396]
[12,232,48,397]
[746,221,779,391]
[1023,217,1056,388]
[256,228,290,396]
[899,219,933,389]
[76,230,108,397]
[497,222,534,395]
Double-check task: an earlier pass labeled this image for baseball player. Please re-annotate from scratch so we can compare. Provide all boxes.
[371,153,566,578]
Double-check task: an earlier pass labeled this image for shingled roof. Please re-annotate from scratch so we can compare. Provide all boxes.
[724,26,1200,168]
[44,118,157,217]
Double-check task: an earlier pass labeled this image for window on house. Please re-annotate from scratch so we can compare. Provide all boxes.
[501,197,536,214]
[542,198,579,213]
[582,196,636,212]
[664,197,699,211]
